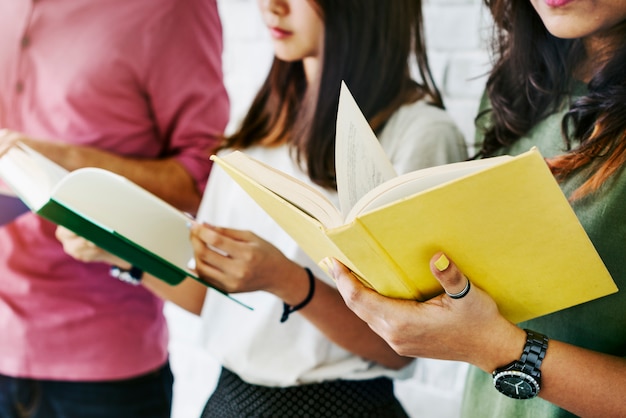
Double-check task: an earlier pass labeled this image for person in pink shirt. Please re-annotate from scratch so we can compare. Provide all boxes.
[0,0,228,417]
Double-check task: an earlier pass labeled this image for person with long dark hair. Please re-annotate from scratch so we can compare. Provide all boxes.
[57,0,467,416]
[327,0,626,417]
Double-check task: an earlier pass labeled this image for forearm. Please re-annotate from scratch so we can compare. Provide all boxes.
[142,275,207,315]
[22,139,202,213]
[110,253,206,315]
[537,341,626,417]
[283,269,412,370]
[332,253,626,416]
[467,322,626,416]
[189,225,413,370]
[59,229,207,314]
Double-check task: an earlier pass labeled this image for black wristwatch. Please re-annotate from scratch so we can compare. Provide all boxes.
[492,329,549,399]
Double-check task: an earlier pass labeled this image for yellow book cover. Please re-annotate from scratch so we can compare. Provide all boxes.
[210,85,618,324]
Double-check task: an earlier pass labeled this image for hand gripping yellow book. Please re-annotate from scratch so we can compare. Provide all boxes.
[211,83,617,324]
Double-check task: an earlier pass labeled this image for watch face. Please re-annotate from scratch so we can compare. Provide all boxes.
[493,371,540,399]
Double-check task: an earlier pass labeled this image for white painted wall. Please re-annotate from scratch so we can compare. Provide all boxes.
[167,1,491,416]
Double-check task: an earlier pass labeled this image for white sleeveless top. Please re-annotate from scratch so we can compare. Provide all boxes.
[196,99,466,386]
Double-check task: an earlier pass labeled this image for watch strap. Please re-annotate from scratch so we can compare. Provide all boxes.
[492,329,549,399]
[110,265,144,286]
[518,329,549,381]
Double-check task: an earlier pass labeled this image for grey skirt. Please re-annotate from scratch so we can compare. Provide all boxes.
[201,367,409,418]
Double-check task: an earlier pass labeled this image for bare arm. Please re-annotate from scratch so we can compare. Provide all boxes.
[55,219,412,369]
[299,270,413,370]
[55,226,207,314]
[144,276,207,315]
[329,254,626,417]
[190,223,413,370]
[17,137,201,213]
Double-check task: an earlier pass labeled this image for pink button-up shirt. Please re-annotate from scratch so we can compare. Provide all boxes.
[0,0,228,380]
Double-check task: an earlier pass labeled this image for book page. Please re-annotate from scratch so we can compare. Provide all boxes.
[0,143,69,210]
[49,167,195,273]
[213,151,344,228]
[346,155,512,221]
[335,82,397,219]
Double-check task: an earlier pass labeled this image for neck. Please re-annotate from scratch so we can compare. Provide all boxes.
[579,22,626,82]
[303,56,319,84]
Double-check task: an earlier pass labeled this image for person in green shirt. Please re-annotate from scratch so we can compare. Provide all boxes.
[325,0,626,417]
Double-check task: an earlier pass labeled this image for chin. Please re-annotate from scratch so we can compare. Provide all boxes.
[274,52,304,63]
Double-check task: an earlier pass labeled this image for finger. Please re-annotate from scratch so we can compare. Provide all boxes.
[190,225,233,273]
[55,227,80,249]
[191,234,230,268]
[0,130,21,155]
[185,216,198,231]
[192,257,229,289]
[55,226,73,241]
[0,129,23,142]
[190,223,242,256]
[430,252,470,298]
[190,237,245,293]
[0,129,10,146]
[204,224,254,242]
[190,222,248,242]
[323,257,400,326]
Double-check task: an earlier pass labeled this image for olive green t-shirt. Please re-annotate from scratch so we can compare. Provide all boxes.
[461,86,626,417]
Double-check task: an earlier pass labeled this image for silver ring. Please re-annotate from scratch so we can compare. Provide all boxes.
[445,279,471,299]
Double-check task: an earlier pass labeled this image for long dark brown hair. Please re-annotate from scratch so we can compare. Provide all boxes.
[219,0,443,189]
[476,0,626,199]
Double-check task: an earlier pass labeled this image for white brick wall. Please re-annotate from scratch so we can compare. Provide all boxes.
[167,1,490,417]
[423,0,494,152]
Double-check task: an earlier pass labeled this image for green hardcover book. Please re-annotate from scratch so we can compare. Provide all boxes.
[0,143,249,309]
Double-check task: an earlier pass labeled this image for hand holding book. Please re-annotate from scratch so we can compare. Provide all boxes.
[210,83,618,323]
[0,142,251,308]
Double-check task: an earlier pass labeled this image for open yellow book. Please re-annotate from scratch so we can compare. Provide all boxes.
[211,83,617,324]
[0,143,249,308]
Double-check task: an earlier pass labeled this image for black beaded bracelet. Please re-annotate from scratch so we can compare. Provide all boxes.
[280,267,316,323]
[109,265,144,286]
